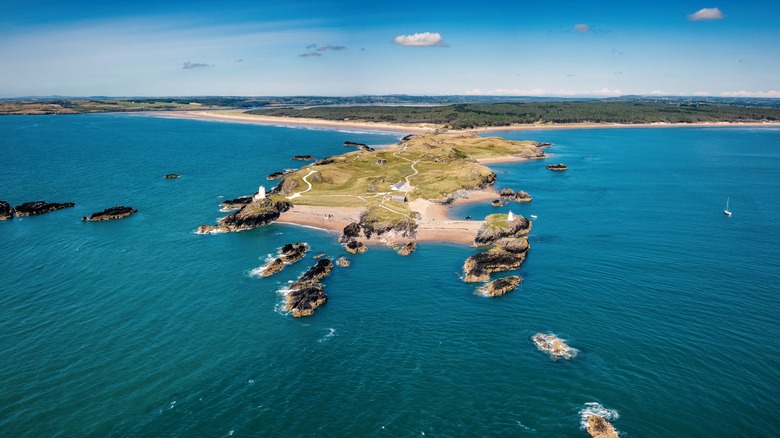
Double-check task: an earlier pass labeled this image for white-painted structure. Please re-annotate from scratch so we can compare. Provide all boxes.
[255,186,266,200]
[507,210,515,222]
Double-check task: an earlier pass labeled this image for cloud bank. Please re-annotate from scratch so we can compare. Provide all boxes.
[393,32,446,47]
[574,24,590,33]
[182,62,211,70]
[688,7,725,21]
[720,90,780,98]
[465,88,623,97]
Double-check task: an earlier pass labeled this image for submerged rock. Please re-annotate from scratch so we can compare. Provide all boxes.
[164,173,180,179]
[335,256,350,267]
[291,155,316,161]
[14,201,75,217]
[463,247,526,282]
[82,206,137,222]
[397,242,416,256]
[313,253,327,259]
[0,201,14,220]
[546,163,568,171]
[344,239,367,254]
[531,332,577,360]
[491,199,508,207]
[478,276,522,297]
[586,416,619,438]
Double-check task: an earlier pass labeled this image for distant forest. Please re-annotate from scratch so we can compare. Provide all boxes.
[253,101,780,129]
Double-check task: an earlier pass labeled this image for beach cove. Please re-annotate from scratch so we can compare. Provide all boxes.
[1,113,779,435]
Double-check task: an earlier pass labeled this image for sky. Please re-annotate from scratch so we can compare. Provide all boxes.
[1,0,778,98]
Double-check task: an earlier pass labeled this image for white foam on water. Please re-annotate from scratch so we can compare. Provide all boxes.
[317,328,336,343]
[516,421,535,432]
[579,402,619,429]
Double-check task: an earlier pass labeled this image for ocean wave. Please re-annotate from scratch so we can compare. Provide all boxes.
[317,328,336,343]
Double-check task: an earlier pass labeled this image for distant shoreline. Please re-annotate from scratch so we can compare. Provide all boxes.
[152,110,780,134]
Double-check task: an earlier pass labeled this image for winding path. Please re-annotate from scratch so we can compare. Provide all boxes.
[285,169,318,200]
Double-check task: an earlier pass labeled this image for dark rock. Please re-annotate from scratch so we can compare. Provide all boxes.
[376,159,387,165]
[291,155,316,161]
[198,198,292,234]
[220,196,253,209]
[397,242,416,256]
[546,163,568,171]
[291,258,334,290]
[533,141,553,148]
[401,134,415,142]
[339,222,361,243]
[344,141,368,147]
[478,276,522,297]
[501,237,530,254]
[82,206,137,221]
[280,242,309,263]
[0,201,14,220]
[344,239,367,254]
[14,201,75,217]
[260,258,285,277]
[474,216,531,246]
[498,188,532,202]
[164,173,180,179]
[268,169,295,180]
[314,157,335,166]
[463,247,526,282]
[491,199,508,207]
[285,283,328,317]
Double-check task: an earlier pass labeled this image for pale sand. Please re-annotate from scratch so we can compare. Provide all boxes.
[275,188,498,245]
[154,110,435,134]
[461,121,780,134]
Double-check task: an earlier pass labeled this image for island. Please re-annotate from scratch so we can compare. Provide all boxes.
[82,206,138,221]
[546,163,568,171]
[14,201,76,217]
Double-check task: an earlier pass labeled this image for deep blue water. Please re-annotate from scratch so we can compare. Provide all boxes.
[1,115,779,436]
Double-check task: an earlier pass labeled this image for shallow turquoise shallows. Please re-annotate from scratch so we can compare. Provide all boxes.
[1,114,779,436]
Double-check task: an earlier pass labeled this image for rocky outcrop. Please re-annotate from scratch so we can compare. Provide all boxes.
[397,242,416,256]
[533,141,552,148]
[478,276,522,297]
[0,201,14,220]
[340,222,361,242]
[546,163,568,171]
[335,256,350,267]
[260,258,285,277]
[313,157,335,166]
[344,239,367,254]
[82,206,137,221]
[197,198,292,234]
[532,332,577,360]
[500,237,530,254]
[313,253,327,259]
[284,259,334,317]
[220,196,253,210]
[344,141,375,152]
[164,173,180,179]
[280,242,309,263]
[491,199,508,207]
[291,155,316,161]
[474,215,531,246]
[586,416,619,438]
[267,170,294,180]
[14,201,75,217]
[498,188,532,203]
[463,247,526,282]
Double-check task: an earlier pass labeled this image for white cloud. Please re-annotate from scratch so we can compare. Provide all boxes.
[687,7,725,21]
[465,88,623,97]
[393,32,446,47]
[647,90,670,95]
[574,24,590,33]
[693,91,710,96]
[720,90,780,98]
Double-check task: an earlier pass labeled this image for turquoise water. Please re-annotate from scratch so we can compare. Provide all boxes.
[1,115,779,436]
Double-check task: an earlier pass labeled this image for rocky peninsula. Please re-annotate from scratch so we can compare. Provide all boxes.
[14,201,75,217]
[82,206,137,221]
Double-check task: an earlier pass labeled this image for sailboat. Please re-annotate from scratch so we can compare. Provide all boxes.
[724,198,732,216]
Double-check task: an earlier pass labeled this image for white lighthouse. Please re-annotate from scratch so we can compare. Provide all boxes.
[254,186,266,201]
[507,210,515,222]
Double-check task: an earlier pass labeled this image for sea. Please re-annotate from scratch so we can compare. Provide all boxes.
[1,114,779,436]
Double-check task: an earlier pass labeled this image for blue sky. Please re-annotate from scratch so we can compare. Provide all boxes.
[1,0,778,97]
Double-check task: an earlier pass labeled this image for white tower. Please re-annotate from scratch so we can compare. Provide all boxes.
[507,210,515,222]
[255,186,266,200]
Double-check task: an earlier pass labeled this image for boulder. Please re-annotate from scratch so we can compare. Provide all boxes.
[531,332,577,360]
[344,239,367,254]
[498,188,532,203]
[0,201,14,220]
[82,206,137,221]
[478,276,522,297]
[340,222,361,243]
[280,242,309,263]
[491,199,508,207]
[14,201,75,217]
[260,258,285,277]
[335,256,350,267]
[501,237,530,254]
[546,163,568,171]
[397,242,416,256]
[586,416,619,438]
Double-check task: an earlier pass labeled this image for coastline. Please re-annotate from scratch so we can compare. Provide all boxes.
[275,187,499,245]
[152,109,780,134]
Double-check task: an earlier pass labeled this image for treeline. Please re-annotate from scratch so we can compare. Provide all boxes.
[253,101,780,129]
